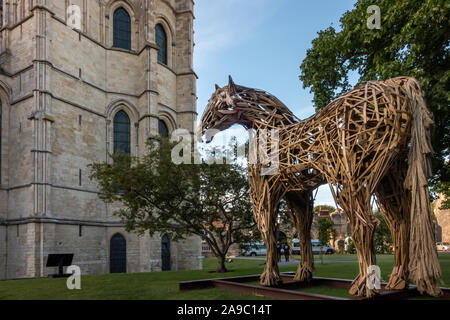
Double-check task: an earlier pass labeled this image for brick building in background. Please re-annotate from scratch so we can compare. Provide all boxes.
[435,194,450,244]
[311,209,351,251]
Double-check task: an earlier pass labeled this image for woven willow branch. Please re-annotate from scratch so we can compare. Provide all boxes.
[201,76,441,297]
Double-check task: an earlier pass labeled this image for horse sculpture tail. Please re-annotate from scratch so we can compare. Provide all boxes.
[403,77,442,296]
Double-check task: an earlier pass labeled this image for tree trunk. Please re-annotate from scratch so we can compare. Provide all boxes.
[216,255,227,273]
[205,235,229,274]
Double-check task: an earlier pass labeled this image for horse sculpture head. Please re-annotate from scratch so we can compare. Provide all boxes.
[200,76,299,143]
[200,76,249,142]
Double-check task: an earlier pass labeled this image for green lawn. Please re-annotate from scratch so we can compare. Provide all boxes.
[0,254,448,300]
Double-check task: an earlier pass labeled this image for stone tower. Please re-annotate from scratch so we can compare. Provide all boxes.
[0,0,201,279]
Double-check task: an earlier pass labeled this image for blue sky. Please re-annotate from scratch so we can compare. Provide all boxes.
[193,0,357,207]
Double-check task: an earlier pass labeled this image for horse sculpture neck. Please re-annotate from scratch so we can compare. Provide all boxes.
[230,85,299,130]
[201,81,300,137]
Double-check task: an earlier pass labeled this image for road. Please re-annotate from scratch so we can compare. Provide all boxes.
[230,256,359,264]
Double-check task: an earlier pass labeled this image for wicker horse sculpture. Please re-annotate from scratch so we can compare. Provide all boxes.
[200,76,441,297]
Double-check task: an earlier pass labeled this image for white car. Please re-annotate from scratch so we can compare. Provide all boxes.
[436,242,450,251]
[292,239,335,255]
[242,242,267,256]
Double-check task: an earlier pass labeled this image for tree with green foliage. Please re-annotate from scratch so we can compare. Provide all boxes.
[318,217,335,263]
[300,0,449,207]
[278,199,294,236]
[89,139,257,273]
[318,217,335,246]
[313,205,336,215]
[374,211,393,254]
[346,238,357,254]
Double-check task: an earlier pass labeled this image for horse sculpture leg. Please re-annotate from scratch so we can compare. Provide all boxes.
[248,168,283,287]
[335,187,378,297]
[375,162,411,290]
[285,190,314,282]
[258,207,281,287]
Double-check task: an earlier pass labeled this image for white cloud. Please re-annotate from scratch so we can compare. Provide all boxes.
[315,185,337,208]
[194,0,275,69]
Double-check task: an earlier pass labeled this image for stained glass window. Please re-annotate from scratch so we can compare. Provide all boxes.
[0,100,2,183]
[0,1,3,29]
[114,111,131,155]
[156,24,167,64]
[159,120,169,138]
[113,8,131,50]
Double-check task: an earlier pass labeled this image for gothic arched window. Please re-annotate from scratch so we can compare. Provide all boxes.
[158,120,169,138]
[113,110,131,155]
[113,8,131,50]
[161,234,171,271]
[156,24,167,65]
[0,99,2,183]
[0,1,3,29]
[110,233,127,273]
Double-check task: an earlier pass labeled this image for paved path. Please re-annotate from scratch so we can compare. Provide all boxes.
[230,256,359,264]
[230,256,299,265]
[231,254,449,264]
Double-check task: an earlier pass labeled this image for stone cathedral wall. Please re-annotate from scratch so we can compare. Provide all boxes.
[0,0,201,280]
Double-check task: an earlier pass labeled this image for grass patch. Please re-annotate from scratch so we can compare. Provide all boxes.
[0,254,447,300]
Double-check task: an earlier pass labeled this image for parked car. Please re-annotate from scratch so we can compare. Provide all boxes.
[312,239,335,254]
[292,240,301,255]
[436,242,450,251]
[242,242,267,256]
[291,239,335,255]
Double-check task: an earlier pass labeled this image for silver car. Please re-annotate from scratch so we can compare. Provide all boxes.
[292,239,335,255]
[242,242,267,256]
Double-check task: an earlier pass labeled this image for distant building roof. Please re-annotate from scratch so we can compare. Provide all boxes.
[319,209,330,218]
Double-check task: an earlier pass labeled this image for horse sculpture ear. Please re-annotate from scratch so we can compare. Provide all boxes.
[228,75,237,95]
